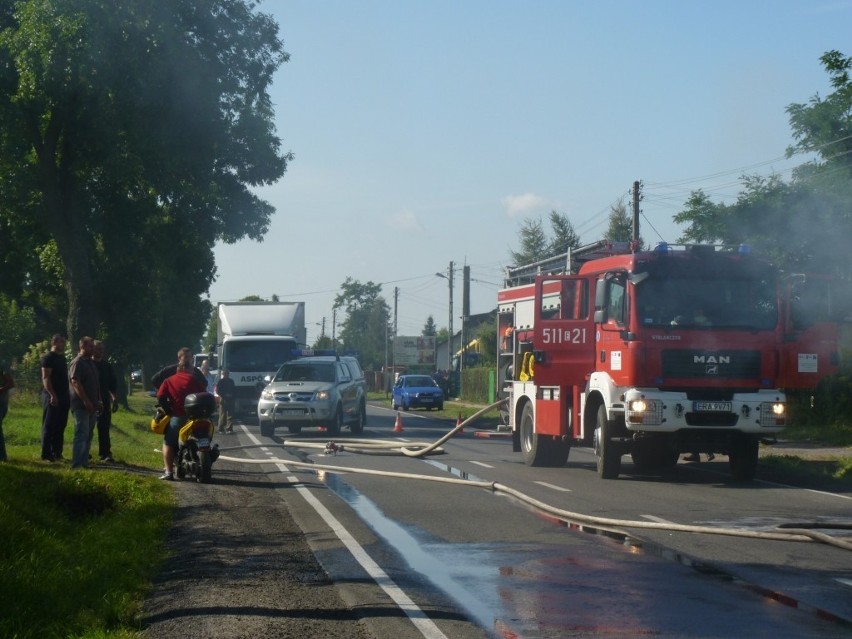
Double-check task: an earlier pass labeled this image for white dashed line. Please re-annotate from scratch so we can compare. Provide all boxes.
[534,481,572,492]
[640,514,675,524]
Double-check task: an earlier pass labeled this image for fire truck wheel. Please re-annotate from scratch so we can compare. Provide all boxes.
[519,402,570,467]
[728,434,759,481]
[594,404,621,479]
[520,403,545,466]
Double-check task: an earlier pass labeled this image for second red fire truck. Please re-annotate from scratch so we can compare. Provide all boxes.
[497,241,840,480]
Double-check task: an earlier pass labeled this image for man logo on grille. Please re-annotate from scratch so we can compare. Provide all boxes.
[706,364,718,375]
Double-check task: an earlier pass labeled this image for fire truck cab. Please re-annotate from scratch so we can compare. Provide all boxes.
[498,241,838,481]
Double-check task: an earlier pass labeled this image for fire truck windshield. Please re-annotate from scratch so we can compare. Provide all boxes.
[636,274,777,330]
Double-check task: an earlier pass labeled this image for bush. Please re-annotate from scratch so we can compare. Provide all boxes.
[16,340,50,393]
[459,367,494,404]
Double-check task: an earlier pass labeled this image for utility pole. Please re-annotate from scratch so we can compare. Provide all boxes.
[393,286,399,338]
[435,261,454,393]
[391,286,399,390]
[448,261,454,381]
[460,264,470,394]
[632,180,642,243]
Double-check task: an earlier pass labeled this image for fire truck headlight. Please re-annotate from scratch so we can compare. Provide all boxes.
[630,399,648,413]
[760,401,786,426]
[627,399,662,425]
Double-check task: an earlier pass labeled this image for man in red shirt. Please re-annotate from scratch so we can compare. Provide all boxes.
[157,347,206,480]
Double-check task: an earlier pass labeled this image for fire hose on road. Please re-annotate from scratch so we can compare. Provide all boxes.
[218,400,852,552]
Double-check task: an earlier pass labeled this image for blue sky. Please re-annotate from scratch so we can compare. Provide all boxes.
[209,0,851,344]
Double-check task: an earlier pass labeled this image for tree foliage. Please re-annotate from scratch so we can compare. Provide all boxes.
[0,295,38,367]
[509,211,581,266]
[0,0,290,374]
[606,199,642,247]
[333,278,390,371]
[421,315,437,337]
[674,50,852,279]
[786,50,852,176]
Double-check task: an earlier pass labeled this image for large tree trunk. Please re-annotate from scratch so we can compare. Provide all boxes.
[35,122,99,344]
[59,233,99,344]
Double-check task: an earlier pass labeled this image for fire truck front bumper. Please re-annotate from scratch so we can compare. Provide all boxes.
[622,389,786,434]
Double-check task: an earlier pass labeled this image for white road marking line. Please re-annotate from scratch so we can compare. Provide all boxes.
[469,461,494,468]
[534,481,572,492]
[640,514,675,524]
[285,466,449,639]
[245,428,448,639]
[755,478,852,500]
[836,578,852,588]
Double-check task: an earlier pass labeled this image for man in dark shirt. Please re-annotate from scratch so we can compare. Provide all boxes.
[92,340,118,462]
[40,334,70,461]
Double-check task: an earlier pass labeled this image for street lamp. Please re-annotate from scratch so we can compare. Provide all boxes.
[435,261,453,390]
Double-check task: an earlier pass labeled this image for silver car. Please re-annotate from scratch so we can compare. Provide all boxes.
[257,355,367,437]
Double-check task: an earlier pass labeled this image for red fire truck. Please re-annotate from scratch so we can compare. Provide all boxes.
[497,241,840,480]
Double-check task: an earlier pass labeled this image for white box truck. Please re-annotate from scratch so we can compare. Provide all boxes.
[216,301,306,415]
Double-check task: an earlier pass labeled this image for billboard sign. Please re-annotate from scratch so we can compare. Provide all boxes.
[394,335,436,367]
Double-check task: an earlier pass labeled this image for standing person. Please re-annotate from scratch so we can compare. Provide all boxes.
[92,340,118,462]
[157,347,206,480]
[215,368,236,434]
[200,359,215,393]
[68,337,102,469]
[40,334,70,461]
[0,360,14,462]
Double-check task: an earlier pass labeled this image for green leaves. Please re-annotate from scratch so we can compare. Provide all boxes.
[0,0,291,368]
[676,51,852,279]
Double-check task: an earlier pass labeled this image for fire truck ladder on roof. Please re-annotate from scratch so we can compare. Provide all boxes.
[504,240,634,287]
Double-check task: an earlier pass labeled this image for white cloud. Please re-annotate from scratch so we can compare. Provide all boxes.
[387,209,424,232]
[502,192,550,218]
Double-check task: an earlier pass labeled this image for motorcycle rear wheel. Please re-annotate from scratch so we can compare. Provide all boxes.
[198,449,212,483]
[175,448,187,479]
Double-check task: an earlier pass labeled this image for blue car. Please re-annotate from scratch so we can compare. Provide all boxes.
[392,374,444,411]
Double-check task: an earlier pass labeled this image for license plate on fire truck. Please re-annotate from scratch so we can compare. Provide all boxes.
[693,401,732,412]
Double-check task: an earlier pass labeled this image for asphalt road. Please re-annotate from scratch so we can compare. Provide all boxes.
[141,404,852,639]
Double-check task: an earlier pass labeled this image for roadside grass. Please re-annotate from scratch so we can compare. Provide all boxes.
[761,405,852,484]
[0,389,174,639]
[757,454,852,489]
[775,416,852,447]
